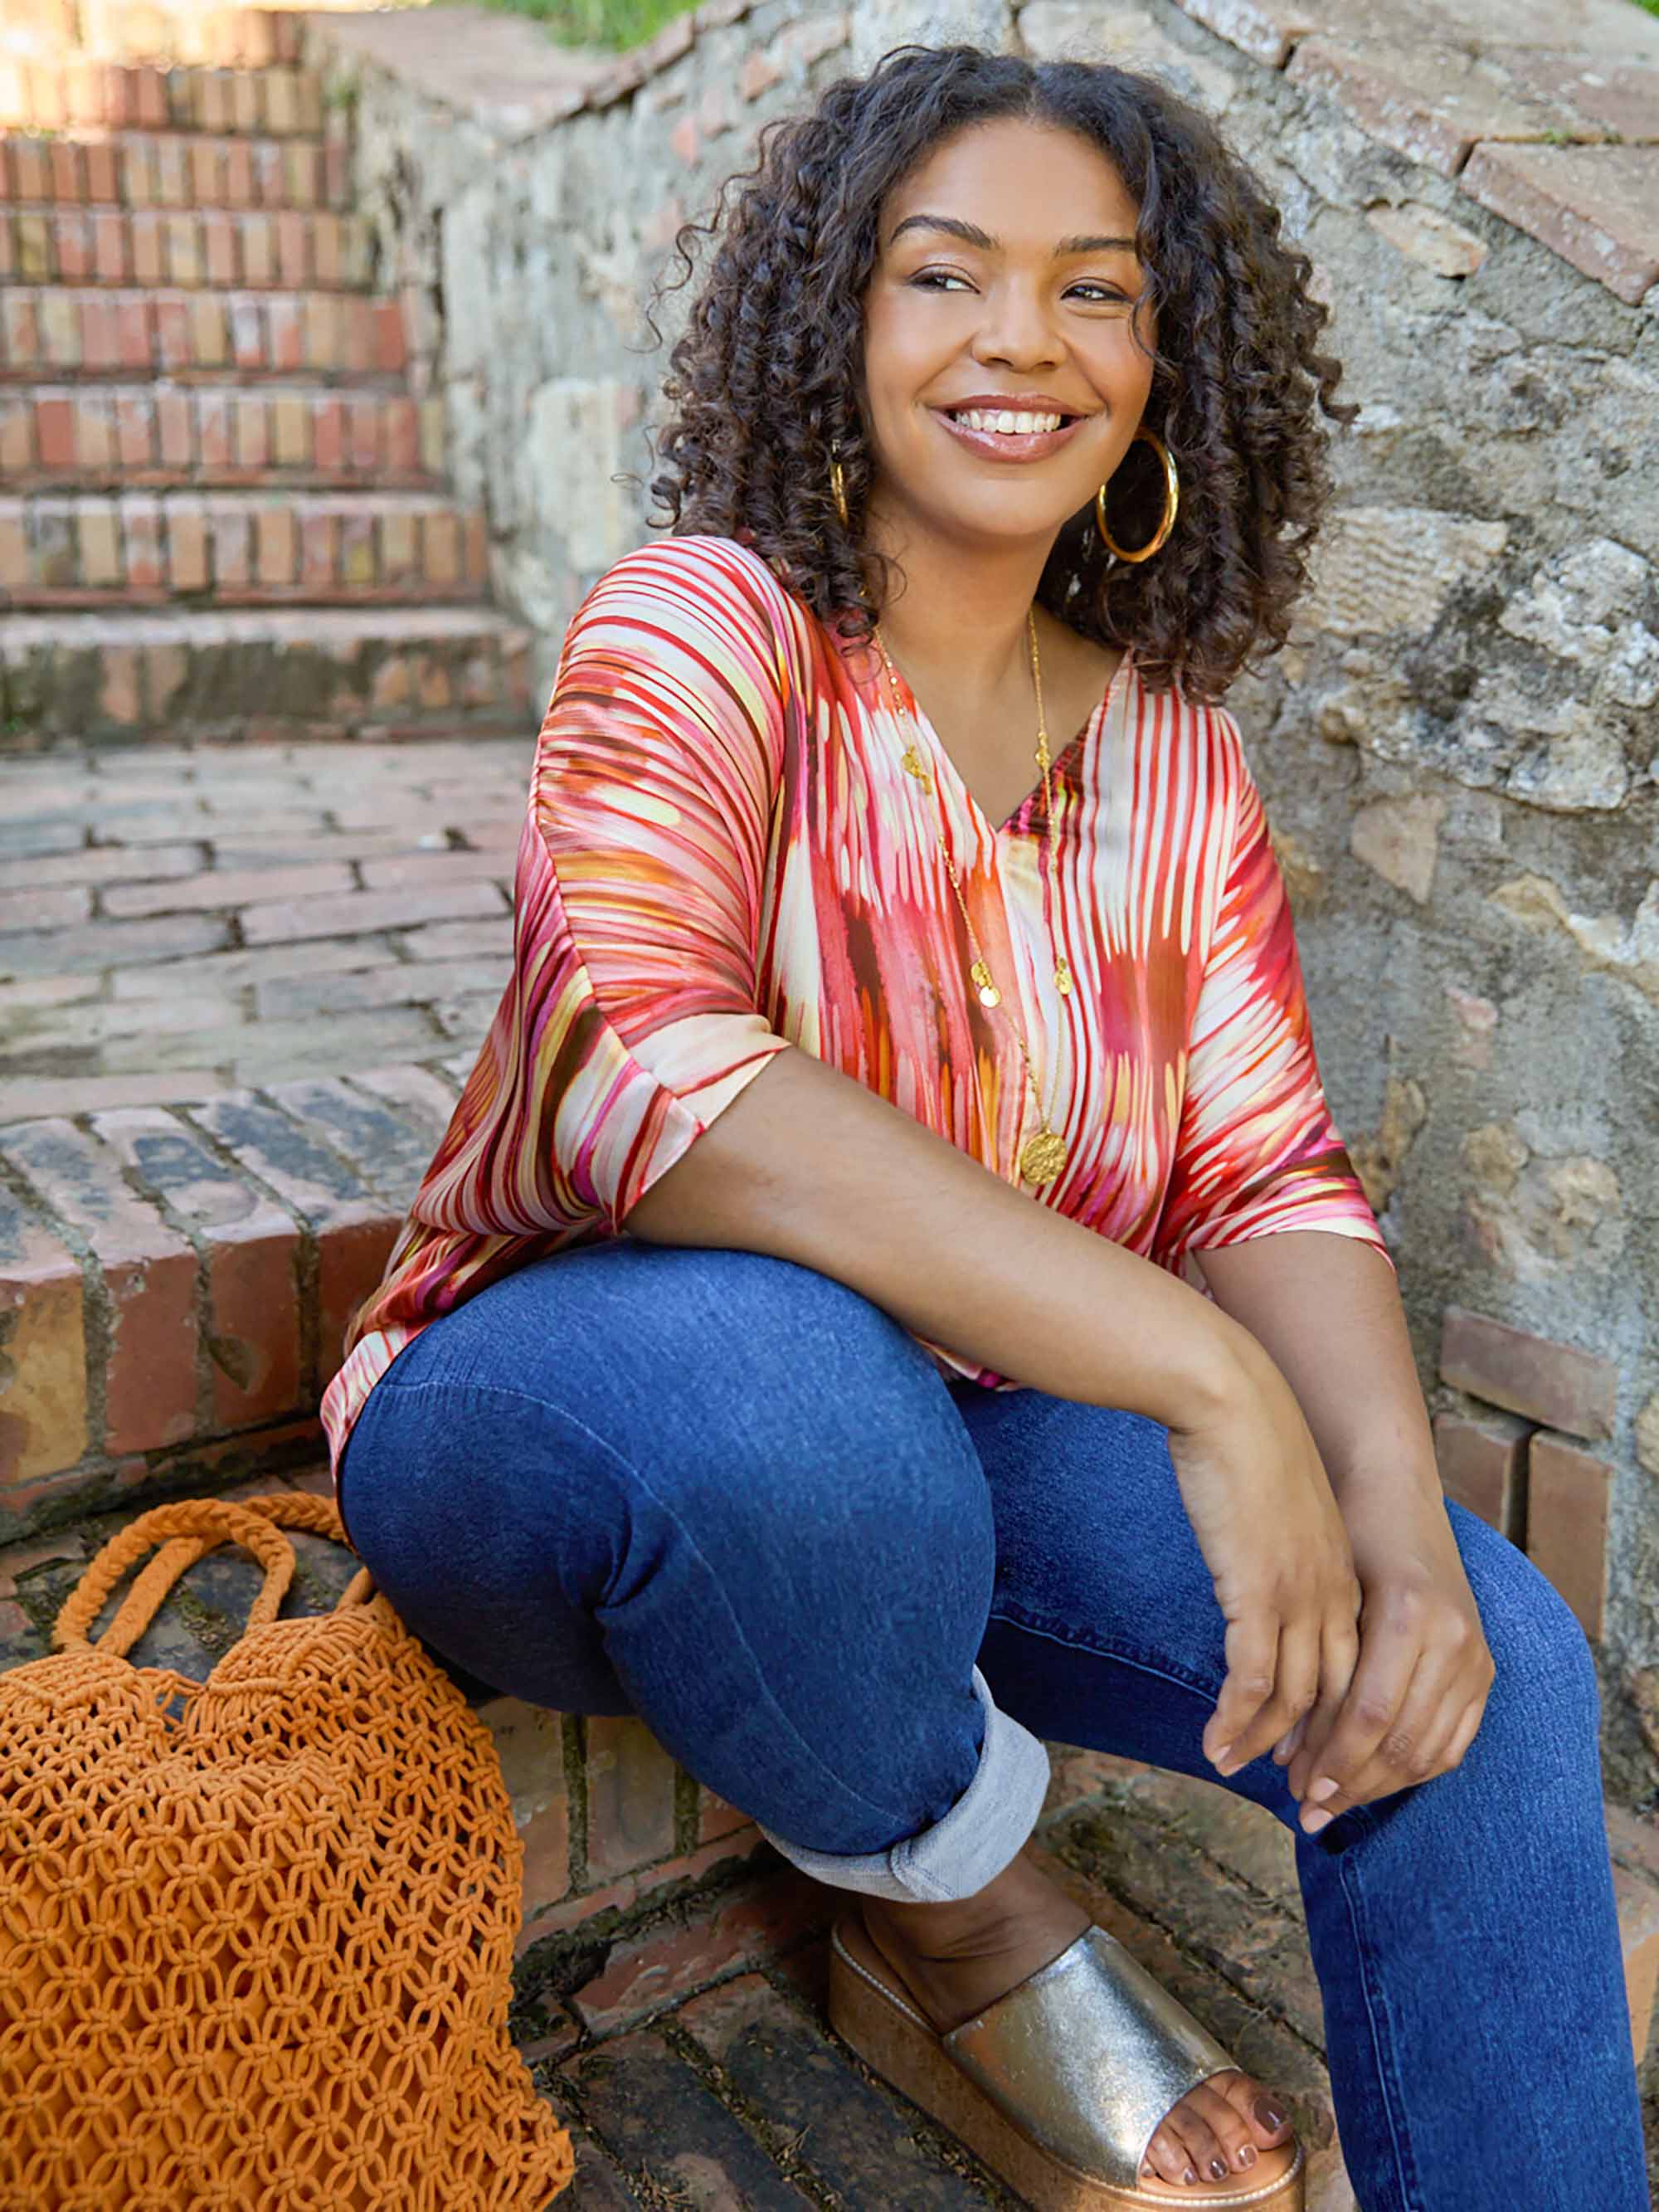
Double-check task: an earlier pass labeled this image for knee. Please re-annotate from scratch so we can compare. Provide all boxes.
[680,1297,989,1562]
[598,1253,995,1614]
[1450,1502,1601,1752]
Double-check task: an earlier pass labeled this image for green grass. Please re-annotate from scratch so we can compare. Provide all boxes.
[1630,0,1658,17]
[469,0,696,51]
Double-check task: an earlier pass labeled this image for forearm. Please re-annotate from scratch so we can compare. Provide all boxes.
[1193,1230,1440,1507]
[625,1042,1253,1430]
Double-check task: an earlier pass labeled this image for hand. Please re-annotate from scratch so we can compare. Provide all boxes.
[1273,1479,1494,1832]
[1164,1327,1363,1786]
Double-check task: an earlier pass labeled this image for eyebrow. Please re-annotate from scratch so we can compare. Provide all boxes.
[886,213,1139,257]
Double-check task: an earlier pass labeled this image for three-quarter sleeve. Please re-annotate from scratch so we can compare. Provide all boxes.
[421,534,794,1240]
[1155,712,1394,1274]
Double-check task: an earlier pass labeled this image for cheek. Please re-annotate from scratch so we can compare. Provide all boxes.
[1090,318,1155,385]
[864,293,957,389]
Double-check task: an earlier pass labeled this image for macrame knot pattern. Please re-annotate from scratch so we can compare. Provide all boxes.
[0,1492,575,2210]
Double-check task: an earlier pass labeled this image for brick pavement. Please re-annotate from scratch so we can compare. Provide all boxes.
[0,732,528,1116]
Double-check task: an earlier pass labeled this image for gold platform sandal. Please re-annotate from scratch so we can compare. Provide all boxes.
[828,1910,1305,2209]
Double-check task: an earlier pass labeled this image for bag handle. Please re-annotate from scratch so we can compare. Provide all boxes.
[51,1491,373,1660]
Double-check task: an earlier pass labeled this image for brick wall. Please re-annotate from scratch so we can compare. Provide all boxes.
[1434,1306,1620,1640]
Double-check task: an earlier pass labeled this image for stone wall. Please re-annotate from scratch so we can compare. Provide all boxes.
[307,0,1659,1808]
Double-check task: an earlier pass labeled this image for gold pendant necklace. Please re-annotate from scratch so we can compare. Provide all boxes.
[873,608,1073,1189]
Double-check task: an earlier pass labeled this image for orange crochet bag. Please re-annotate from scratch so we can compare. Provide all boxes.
[0,1491,576,2211]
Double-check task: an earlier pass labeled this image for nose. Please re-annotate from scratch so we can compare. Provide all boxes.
[968,278,1066,372]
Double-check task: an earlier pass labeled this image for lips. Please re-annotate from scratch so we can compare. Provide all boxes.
[931,407,1087,463]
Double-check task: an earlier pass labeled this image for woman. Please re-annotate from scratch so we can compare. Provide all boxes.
[324,43,1647,2210]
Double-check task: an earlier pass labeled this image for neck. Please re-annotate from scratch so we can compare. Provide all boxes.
[862,500,1058,699]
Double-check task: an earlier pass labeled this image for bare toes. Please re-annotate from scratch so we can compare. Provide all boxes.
[1142,2124,1199,2188]
[1184,2080,1262,2176]
[1158,2093,1230,2185]
[1214,2067,1294,2149]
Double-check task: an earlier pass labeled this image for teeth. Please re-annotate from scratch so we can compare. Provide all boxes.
[951,408,1063,435]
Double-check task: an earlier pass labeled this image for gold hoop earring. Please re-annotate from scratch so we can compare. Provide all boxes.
[1096,428,1178,562]
[829,447,850,529]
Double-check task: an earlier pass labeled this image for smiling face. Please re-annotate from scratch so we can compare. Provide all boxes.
[858,115,1158,554]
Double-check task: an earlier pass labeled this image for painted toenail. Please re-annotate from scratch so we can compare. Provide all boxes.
[1254,2098,1287,2130]
[1238,2145,1258,2167]
[1183,2166,1199,2185]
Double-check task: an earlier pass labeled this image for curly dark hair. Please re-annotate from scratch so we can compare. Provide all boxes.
[641,41,1357,704]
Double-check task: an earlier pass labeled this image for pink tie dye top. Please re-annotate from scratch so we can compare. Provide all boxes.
[320,532,1391,1491]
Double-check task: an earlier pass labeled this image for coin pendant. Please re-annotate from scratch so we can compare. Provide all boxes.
[1019,1130,1068,1184]
[901,746,934,790]
[1054,958,1073,996]
[971,959,1000,1008]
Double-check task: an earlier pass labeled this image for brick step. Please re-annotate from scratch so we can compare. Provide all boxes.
[0,605,533,748]
[71,4,308,70]
[0,56,325,138]
[2,383,445,487]
[1,284,406,379]
[0,127,349,212]
[1,202,372,290]
[0,489,488,607]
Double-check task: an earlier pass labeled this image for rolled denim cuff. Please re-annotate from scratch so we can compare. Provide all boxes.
[755,1664,1051,1903]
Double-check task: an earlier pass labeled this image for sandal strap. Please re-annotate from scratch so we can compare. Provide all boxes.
[941,1925,1237,2186]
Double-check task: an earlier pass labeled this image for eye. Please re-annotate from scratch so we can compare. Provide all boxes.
[908,270,1130,305]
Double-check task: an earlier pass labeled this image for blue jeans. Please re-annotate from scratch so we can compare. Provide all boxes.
[337,1240,1647,2211]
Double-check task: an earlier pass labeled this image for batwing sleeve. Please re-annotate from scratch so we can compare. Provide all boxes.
[426,535,795,1241]
[1155,712,1394,1274]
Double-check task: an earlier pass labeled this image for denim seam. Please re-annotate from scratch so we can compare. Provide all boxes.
[1335,1844,1422,2211]
[364,1373,940,1833]
[987,1601,1221,1703]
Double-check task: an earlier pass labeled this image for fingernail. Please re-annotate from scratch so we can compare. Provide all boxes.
[1254,2098,1287,2131]
[1238,2144,1258,2168]
[1306,1776,1338,1803]
[1212,1741,1233,1769]
[1209,2157,1230,2181]
[1302,1808,1334,1834]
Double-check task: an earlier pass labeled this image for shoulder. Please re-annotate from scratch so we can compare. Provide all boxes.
[572,533,795,646]
[1117,661,1251,810]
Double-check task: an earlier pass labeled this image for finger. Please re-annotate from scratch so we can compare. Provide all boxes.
[1402,1674,1490,1781]
[1286,1612,1360,1797]
[1272,1713,1307,1766]
[1315,1629,1491,1810]
[1437,1691,1489,1776]
[1217,1617,1321,1778]
[1305,1650,1453,1820]
[1204,1613,1280,1772]
[1293,1621,1422,1830]
[1418,1640,1495,1776]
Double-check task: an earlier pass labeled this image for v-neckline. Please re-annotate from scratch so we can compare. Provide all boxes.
[857,632,1136,840]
